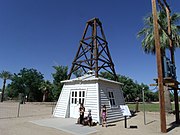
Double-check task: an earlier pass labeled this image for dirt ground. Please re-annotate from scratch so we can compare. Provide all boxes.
[93,112,180,135]
[0,102,180,135]
[0,112,180,135]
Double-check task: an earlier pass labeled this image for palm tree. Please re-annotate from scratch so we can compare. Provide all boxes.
[137,11,180,112]
[40,80,52,102]
[0,71,13,102]
[137,11,180,54]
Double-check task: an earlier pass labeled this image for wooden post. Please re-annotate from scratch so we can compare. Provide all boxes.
[93,19,98,78]
[151,0,167,133]
[68,18,117,80]
[124,116,127,128]
[166,7,180,123]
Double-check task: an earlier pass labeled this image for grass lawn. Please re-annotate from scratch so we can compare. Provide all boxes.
[127,102,176,112]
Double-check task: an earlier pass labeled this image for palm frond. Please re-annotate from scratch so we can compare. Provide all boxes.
[137,11,180,55]
[0,71,13,80]
[171,13,180,24]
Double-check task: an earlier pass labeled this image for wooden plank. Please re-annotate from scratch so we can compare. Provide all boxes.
[150,84,158,86]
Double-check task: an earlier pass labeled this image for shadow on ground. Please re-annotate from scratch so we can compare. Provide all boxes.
[167,120,180,132]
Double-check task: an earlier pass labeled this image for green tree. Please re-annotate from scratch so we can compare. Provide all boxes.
[5,84,14,99]
[137,11,180,111]
[100,72,158,102]
[100,72,136,101]
[10,68,44,101]
[0,71,13,102]
[40,80,53,102]
[118,75,138,102]
[52,66,68,100]
[100,71,115,80]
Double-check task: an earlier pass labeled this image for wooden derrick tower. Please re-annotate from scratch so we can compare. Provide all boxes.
[68,18,117,80]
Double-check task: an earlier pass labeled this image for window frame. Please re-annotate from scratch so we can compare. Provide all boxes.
[107,89,117,108]
[70,89,86,105]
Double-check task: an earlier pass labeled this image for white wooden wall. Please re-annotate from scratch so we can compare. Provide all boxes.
[99,81,125,123]
[70,82,99,122]
[53,84,71,117]
[53,81,100,122]
[53,79,125,124]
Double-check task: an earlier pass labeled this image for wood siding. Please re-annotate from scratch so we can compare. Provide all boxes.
[82,82,99,122]
[53,84,71,118]
[99,80,125,123]
[53,78,125,124]
[68,82,99,122]
[53,81,100,122]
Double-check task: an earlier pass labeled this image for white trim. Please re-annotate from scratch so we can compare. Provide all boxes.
[96,82,100,123]
[61,75,123,85]
[107,88,118,108]
[69,89,86,118]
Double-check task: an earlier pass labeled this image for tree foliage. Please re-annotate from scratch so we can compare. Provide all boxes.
[2,66,166,102]
[52,66,68,100]
[100,72,158,102]
[39,80,53,102]
[10,68,44,101]
[137,11,180,110]
[137,11,180,54]
[0,71,13,102]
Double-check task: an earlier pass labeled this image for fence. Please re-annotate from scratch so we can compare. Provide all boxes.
[0,101,56,119]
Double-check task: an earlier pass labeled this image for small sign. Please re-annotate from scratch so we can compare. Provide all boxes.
[120,105,131,116]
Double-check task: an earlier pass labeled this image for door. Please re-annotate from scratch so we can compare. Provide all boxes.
[70,89,86,118]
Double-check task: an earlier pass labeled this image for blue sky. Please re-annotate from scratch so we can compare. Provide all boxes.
[0,0,180,89]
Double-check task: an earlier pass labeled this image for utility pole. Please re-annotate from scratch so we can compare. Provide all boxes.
[151,0,167,133]
[166,7,180,123]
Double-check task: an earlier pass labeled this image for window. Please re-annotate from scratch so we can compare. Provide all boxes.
[71,91,78,104]
[71,90,85,104]
[79,91,85,104]
[108,91,115,106]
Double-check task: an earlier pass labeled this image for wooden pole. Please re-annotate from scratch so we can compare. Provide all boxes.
[93,19,98,78]
[166,7,180,123]
[151,0,167,133]
[142,88,146,125]
[166,7,174,64]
